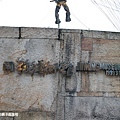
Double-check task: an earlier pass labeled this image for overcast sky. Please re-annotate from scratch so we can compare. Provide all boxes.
[0,0,119,32]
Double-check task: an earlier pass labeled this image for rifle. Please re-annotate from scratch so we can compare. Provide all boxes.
[50,0,66,3]
[50,0,55,2]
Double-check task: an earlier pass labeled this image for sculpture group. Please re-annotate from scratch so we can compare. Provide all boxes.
[3,58,120,77]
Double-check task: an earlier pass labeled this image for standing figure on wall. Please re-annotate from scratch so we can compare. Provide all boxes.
[51,0,71,24]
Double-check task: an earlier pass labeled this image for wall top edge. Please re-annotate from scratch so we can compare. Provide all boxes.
[0,26,119,40]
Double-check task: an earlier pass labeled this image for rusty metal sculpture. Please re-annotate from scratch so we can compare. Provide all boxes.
[3,59,120,76]
[38,60,57,77]
[3,61,15,74]
[16,59,28,75]
[16,59,74,77]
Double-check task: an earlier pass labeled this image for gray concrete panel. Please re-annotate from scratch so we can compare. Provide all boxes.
[0,27,19,38]
[65,97,120,120]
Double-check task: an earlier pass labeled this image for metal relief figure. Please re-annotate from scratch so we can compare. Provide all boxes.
[51,0,71,24]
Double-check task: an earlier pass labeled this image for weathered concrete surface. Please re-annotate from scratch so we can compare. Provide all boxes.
[0,27,19,38]
[65,97,120,120]
[62,33,81,94]
[0,27,120,120]
[0,111,55,120]
[21,27,58,39]
[89,72,120,92]
[81,38,120,92]
[0,27,60,120]
[82,30,120,40]
[91,38,120,63]
[0,117,14,120]
[15,111,55,120]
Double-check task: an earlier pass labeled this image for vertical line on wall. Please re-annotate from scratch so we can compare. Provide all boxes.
[18,27,21,39]
[80,30,83,91]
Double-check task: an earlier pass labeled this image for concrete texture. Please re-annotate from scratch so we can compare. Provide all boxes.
[0,27,120,120]
[65,97,120,120]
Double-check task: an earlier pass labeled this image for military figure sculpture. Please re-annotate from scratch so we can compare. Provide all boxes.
[53,0,71,24]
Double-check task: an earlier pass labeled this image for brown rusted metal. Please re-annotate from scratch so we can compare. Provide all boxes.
[38,60,56,77]
[16,59,28,75]
[3,61,15,74]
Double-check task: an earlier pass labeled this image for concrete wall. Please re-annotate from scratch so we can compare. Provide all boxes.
[0,27,120,120]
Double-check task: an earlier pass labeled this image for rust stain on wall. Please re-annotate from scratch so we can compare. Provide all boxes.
[82,38,93,51]
[9,50,27,59]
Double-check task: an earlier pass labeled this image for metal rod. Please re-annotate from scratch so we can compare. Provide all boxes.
[58,23,60,29]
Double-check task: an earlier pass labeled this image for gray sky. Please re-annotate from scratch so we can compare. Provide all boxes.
[0,0,119,32]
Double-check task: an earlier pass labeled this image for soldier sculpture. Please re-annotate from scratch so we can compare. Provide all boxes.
[50,0,71,24]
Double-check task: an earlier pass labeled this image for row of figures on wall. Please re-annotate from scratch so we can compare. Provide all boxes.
[3,58,120,77]
[3,58,73,77]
